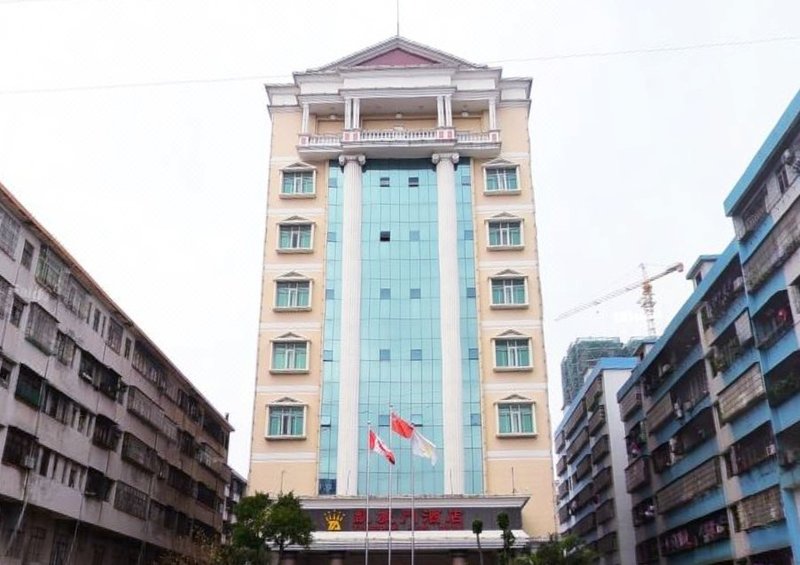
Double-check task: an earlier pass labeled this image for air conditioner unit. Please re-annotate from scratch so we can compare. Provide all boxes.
[766,444,777,456]
[732,277,744,292]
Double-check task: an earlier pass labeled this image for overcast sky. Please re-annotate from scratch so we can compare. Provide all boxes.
[1,0,798,476]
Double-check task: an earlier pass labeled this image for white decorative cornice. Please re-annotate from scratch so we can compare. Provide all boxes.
[486,450,551,460]
[260,322,322,332]
[484,382,547,393]
[251,452,316,462]
[256,385,320,394]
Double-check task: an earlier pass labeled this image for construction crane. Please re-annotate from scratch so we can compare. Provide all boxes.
[555,262,684,336]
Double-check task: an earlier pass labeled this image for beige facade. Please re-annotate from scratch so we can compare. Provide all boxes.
[0,182,234,563]
[250,37,556,554]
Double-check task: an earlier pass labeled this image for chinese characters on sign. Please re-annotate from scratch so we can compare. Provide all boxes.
[349,508,465,531]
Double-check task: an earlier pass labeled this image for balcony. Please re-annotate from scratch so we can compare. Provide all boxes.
[626,423,647,462]
[572,511,596,537]
[585,376,603,411]
[659,509,729,556]
[656,457,720,514]
[633,497,656,527]
[593,466,614,496]
[574,454,592,482]
[619,385,642,421]
[555,430,565,452]
[556,455,567,476]
[642,318,700,397]
[717,364,765,423]
[646,392,675,434]
[726,423,776,477]
[765,351,800,407]
[636,537,660,564]
[588,406,606,436]
[557,480,570,501]
[733,486,783,532]
[652,408,716,474]
[699,263,745,332]
[743,196,800,291]
[297,128,501,160]
[592,434,610,462]
[625,456,651,493]
[564,400,587,439]
[596,532,617,555]
[753,291,794,350]
[596,499,615,525]
[567,427,589,463]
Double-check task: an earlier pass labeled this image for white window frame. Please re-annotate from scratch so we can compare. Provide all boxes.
[483,165,521,194]
[493,334,533,371]
[486,217,524,250]
[274,274,313,311]
[489,273,529,309]
[276,220,315,253]
[495,399,536,437]
[265,401,307,440]
[270,336,310,373]
[279,165,316,199]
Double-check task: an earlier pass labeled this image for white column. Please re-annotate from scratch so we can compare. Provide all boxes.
[301,103,309,133]
[489,97,497,130]
[336,154,365,495]
[432,152,464,495]
[344,98,352,130]
[444,95,453,127]
[352,98,361,129]
[437,95,445,127]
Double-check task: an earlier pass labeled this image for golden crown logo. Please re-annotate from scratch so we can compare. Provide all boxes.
[324,510,345,531]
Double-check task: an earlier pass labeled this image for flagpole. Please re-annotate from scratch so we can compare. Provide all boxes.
[365,422,371,565]
[411,445,416,565]
[387,405,393,565]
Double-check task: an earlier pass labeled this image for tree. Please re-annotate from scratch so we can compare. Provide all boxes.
[263,492,314,563]
[497,512,516,565]
[230,491,273,564]
[472,519,485,565]
[516,534,596,565]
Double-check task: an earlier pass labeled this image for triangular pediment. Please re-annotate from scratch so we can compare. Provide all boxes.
[274,332,307,341]
[483,158,516,169]
[500,394,532,402]
[496,329,526,338]
[282,161,316,172]
[312,36,485,72]
[276,271,309,280]
[493,269,524,278]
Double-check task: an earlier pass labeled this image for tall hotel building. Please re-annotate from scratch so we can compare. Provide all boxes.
[249,37,556,558]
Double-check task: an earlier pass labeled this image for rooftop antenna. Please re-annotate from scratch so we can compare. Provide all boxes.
[396,0,400,36]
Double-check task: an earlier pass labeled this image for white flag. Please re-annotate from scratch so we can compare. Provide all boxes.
[411,430,437,466]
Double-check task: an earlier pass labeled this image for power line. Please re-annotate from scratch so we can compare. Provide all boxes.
[1,34,798,96]
[486,34,800,64]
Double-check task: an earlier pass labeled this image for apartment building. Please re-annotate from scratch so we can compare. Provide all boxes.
[0,182,234,563]
[617,89,800,564]
[555,357,639,564]
[561,337,627,407]
[249,36,556,561]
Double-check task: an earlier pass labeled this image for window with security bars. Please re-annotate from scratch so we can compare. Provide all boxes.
[268,405,305,438]
[497,403,535,435]
[114,482,149,520]
[488,221,522,248]
[485,167,519,192]
[61,276,90,319]
[0,206,21,257]
[278,224,312,250]
[717,364,764,423]
[281,171,314,195]
[25,303,58,353]
[15,365,44,408]
[275,280,311,309]
[734,487,784,531]
[491,277,526,306]
[35,246,65,293]
[494,338,531,368]
[272,341,308,371]
[0,276,11,318]
[106,318,123,353]
[2,426,37,468]
[55,332,76,366]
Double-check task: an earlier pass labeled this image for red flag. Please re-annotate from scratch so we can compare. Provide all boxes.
[368,429,395,465]
[390,412,415,439]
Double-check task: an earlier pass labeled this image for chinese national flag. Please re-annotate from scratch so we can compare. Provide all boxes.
[390,412,415,439]
[368,429,395,465]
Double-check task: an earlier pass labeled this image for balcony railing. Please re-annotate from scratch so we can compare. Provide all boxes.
[592,434,610,462]
[555,430,565,452]
[297,128,501,157]
[557,480,570,500]
[753,293,794,349]
[717,364,764,423]
[728,423,776,476]
[586,376,603,411]
[575,454,592,482]
[564,401,587,439]
[733,486,783,532]
[647,393,674,434]
[636,538,660,564]
[660,509,729,556]
[633,497,656,527]
[573,511,596,537]
[597,532,617,555]
[567,427,590,463]
[625,456,651,493]
[556,455,567,476]
[656,458,720,513]
[743,196,800,291]
[588,406,606,435]
[593,466,613,496]
[619,386,642,421]
[596,499,615,525]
